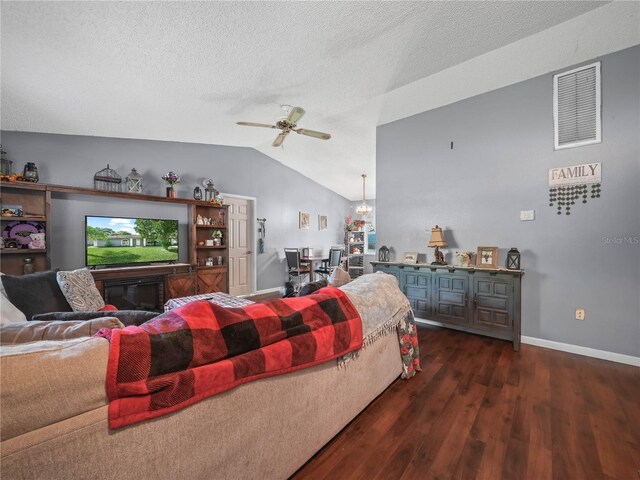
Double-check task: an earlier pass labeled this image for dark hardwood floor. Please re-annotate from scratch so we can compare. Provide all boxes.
[292,324,640,480]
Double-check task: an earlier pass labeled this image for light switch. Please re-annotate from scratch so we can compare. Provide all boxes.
[520,210,535,221]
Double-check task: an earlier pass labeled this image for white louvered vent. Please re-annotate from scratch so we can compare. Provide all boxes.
[553,62,601,150]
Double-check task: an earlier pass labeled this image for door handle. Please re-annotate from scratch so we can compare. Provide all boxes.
[246,251,252,254]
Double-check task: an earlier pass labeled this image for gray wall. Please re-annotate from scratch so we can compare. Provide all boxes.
[0,132,350,291]
[376,45,639,357]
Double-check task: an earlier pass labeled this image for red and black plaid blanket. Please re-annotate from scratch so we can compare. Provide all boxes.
[96,287,363,429]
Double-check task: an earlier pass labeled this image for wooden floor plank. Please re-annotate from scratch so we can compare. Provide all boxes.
[291,325,640,480]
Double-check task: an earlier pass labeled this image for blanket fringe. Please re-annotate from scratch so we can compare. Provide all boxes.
[337,303,412,368]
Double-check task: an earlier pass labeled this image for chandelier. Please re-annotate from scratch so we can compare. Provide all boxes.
[355,174,372,215]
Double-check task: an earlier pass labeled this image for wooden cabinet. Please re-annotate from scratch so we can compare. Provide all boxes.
[372,262,523,350]
[0,182,51,275]
[190,203,229,294]
[166,269,197,298]
[196,267,227,294]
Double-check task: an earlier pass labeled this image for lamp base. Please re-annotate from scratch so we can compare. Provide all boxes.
[431,246,446,265]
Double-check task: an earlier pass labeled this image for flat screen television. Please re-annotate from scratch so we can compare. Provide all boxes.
[85,215,179,267]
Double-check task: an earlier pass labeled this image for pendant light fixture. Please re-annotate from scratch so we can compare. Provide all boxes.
[355,174,372,215]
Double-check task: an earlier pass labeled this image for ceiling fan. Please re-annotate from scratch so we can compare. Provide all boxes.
[237,105,331,147]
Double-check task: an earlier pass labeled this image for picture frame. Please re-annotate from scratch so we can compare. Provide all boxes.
[318,214,328,231]
[1,205,23,217]
[476,246,498,268]
[299,211,310,230]
[402,251,418,264]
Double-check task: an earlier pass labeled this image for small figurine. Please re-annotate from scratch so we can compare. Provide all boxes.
[196,214,204,225]
[28,232,46,249]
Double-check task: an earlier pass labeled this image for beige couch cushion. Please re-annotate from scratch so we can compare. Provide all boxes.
[0,337,110,441]
[0,317,123,345]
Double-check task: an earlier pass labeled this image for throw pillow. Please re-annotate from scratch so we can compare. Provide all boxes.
[0,317,124,345]
[1,270,71,320]
[56,268,105,312]
[298,279,328,297]
[328,266,351,287]
[0,273,27,324]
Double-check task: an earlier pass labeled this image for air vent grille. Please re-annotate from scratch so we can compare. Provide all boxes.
[553,62,601,150]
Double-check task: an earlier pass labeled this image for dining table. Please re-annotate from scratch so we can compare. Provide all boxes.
[299,254,329,283]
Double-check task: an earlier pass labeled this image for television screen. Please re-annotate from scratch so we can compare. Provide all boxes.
[86,215,179,267]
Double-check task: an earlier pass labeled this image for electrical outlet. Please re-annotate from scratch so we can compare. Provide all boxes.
[575,309,585,320]
[520,210,535,221]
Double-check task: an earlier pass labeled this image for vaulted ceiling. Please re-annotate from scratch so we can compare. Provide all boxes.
[1,1,638,199]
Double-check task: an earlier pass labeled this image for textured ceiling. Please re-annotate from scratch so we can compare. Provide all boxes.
[1,1,637,199]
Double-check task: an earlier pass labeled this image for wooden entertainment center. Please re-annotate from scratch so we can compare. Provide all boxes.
[0,181,229,306]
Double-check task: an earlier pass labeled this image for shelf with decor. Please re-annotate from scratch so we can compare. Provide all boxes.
[0,182,51,275]
[189,202,229,293]
[345,229,365,279]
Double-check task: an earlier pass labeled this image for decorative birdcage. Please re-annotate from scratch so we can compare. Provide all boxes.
[93,164,122,192]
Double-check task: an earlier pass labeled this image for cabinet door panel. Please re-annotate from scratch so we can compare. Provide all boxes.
[403,271,432,318]
[197,269,228,294]
[433,273,468,325]
[167,272,196,299]
[473,276,513,331]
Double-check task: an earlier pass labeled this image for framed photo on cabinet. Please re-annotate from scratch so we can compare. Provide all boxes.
[476,246,498,268]
[402,252,418,264]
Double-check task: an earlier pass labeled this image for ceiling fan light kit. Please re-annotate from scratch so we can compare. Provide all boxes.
[237,105,331,147]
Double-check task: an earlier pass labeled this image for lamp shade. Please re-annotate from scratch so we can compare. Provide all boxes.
[428,225,447,247]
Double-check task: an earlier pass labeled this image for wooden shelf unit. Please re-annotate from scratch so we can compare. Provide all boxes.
[190,202,229,294]
[0,182,51,275]
[0,181,230,296]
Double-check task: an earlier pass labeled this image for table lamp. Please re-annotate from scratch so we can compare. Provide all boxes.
[428,225,448,265]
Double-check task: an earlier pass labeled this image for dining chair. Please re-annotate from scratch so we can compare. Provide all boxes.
[314,247,343,281]
[284,248,310,293]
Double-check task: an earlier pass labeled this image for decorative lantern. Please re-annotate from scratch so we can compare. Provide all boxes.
[93,164,122,192]
[23,162,39,183]
[125,168,143,193]
[204,180,219,203]
[506,248,521,270]
[378,245,390,262]
[193,186,203,201]
[0,146,13,176]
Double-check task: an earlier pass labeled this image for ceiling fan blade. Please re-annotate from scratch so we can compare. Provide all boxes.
[287,107,306,124]
[237,121,276,128]
[272,131,289,147]
[295,128,331,140]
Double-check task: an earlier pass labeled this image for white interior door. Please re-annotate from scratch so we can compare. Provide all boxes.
[227,196,253,296]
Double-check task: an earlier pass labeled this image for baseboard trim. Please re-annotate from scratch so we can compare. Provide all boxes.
[521,336,640,367]
[414,318,639,367]
[240,286,284,298]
